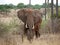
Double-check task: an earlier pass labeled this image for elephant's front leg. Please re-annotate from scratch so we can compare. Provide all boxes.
[34,24,40,38]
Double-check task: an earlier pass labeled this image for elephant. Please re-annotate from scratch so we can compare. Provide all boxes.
[17,8,42,42]
[17,8,34,41]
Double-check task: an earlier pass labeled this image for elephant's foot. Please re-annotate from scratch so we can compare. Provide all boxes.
[35,31,40,38]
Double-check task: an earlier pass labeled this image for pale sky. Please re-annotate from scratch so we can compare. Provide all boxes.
[0,0,60,5]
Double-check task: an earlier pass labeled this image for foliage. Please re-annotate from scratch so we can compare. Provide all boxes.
[17,3,25,9]
[0,22,10,37]
[0,17,20,37]
[42,3,48,8]
[8,4,16,9]
[0,2,57,10]
[33,4,42,9]
[0,4,16,13]
[0,5,10,13]
[0,3,43,10]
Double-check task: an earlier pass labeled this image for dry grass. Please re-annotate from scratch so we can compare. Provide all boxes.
[0,17,60,45]
[0,34,60,45]
[0,9,60,45]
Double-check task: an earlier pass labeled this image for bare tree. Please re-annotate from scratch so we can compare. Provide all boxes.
[46,0,49,18]
[56,0,58,17]
[45,0,49,20]
[29,0,31,5]
[48,0,49,18]
[28,0,31,8]
[51,0,54,33]
[46,0,49,5]
[45,0,47,20]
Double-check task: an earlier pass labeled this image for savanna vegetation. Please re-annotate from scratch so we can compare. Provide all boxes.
[0,1,60,45]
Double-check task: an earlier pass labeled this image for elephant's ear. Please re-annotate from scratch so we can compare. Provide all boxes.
[17,9,27,23]
[17,9,24,17]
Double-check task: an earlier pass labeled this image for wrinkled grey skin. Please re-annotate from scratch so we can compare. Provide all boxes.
[17,8,35,41]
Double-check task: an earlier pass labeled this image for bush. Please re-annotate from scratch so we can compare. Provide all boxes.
[0,17,23,37]
[0,22,10,37]
[53,10,60,18]
[0,18,18,37]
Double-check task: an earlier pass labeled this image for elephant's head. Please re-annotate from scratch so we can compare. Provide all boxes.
[25,10,35,41]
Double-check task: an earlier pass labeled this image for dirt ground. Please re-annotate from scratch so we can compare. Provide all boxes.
[21,34,60,45]
[0,34,60,45]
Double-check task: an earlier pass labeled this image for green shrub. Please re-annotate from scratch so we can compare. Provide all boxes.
[0,22,10,37]
[0,18,19,37]
[53,10,60,18]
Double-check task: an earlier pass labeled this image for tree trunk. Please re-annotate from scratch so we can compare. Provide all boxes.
[56,0,58,17]
[29,0,31,8]
[29,0,31,5]
[45,0,46,20]
[51,0,54,33]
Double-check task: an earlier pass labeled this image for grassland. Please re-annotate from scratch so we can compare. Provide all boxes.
[0,9,60,45]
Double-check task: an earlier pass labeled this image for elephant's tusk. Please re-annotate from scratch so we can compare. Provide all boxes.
[32,25,34,29]
[25,24,28,28]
